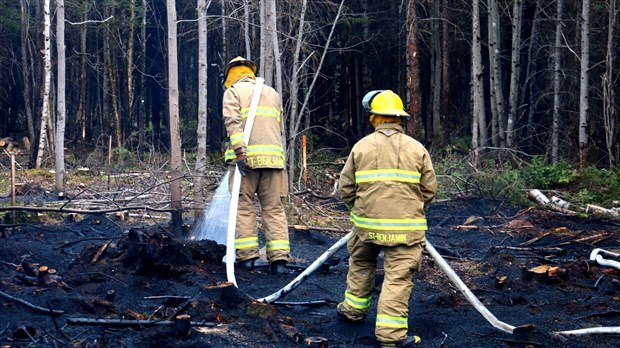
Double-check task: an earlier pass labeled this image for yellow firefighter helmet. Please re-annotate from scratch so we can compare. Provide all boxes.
[362,90,410,117]
[224,56,258,80]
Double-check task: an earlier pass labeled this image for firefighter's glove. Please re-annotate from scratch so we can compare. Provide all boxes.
[235,147,252,176]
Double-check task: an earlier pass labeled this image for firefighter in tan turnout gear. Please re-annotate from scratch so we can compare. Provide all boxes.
[336,90,437,347]
[222,56,289,274]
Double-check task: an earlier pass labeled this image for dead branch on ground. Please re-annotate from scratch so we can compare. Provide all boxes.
[0,290,65,315]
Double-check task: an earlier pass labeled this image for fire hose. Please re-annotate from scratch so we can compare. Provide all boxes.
[258,231,533,335]
[226,77,265,287]
[589,248,620,271]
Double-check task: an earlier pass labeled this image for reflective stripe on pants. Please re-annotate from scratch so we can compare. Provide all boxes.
[340,233,423,343]
[230,168,290,263]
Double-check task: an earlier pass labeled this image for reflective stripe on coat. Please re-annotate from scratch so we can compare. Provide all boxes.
[338,123,437,246]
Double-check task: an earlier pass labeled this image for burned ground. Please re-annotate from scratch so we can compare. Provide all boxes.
[1,191,620,347]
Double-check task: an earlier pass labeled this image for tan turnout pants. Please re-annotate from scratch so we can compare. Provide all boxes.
[340,233,423,344]
[229,168,290,264]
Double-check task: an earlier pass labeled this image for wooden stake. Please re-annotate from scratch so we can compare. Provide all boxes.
[107,135,112,190]
[302,134,307,185]
[11,152,16,224]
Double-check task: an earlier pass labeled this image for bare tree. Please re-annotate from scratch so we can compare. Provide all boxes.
[286,0,344,189]
[138,0,147,158]
[167,0,183,235]
[471,0,486,164]
[35,0,52,168]
[19,0,35,151]
[55,0,66,191]
[602,0,617,168]
[551,0,564,164]
[406,0,421,137]
[77,4,88,146]
[506,0,522,149]
[578,0,590,168]
[487,0,504,147]
[430,0,443,144]
[244,0,251,59]
[127,0,137,138]
[525,0,542,154]
[194,0,209,219]
[441,0,450,122]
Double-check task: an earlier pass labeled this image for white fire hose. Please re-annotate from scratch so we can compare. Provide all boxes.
[226,77,265,287]
[258,230,533,335]
[589,248,620,271]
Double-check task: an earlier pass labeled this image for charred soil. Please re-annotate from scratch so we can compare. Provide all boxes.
[1,192,620,347]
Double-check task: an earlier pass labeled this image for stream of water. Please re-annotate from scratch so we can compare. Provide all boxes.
[188,174,230,245]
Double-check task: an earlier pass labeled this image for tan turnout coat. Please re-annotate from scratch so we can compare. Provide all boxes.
[338,123,437,246]
[223,76,285,169]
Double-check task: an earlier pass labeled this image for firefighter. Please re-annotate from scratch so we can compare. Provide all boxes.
[336,90,437,347]
[222,56,289,274]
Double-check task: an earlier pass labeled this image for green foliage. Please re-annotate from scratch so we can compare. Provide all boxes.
[517,156,576,189]
[570,166,620,207]
[0,1,20,34]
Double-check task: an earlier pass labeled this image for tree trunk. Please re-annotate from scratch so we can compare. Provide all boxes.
[167,0,183,236]
[430,1,443,144]
[221,0,227,60]
[127,0,136,145]
[287,0,343,190]
[36,0,52,168]
[602,0,617,168]
[578,0,590,168]
[78,5,88,147]
[286,0,308,189]
[103,4,122,149]
[525,0,542,155]
[406,0,421,138]
[55,0,66,191]
[506,0,522,149]
[195,0,208,219]
[441,0,450,122]
[244,0,251,59]
[471,0,485,164]
[139,0,147,158]
[487,0,503,147]
[260,0,276,85]
[551,0,564,164]
[19,0,36,152]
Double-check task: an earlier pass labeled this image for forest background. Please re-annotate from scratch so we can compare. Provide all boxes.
[0,0,619,232]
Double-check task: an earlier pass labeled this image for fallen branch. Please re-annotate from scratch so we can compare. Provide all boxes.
[143,295,192,301]
[0,290,65,315]
[551,327,620,339]
[272,300,329,307]
[91,240,112,263]
[493,245,565,255]
[0,205,175,214]
[66,317,216,327]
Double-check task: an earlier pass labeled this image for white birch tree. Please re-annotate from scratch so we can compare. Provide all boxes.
[578,0,590,168]
[55,0,66,191]
[194,0,209,218]
[36,0,52,168]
